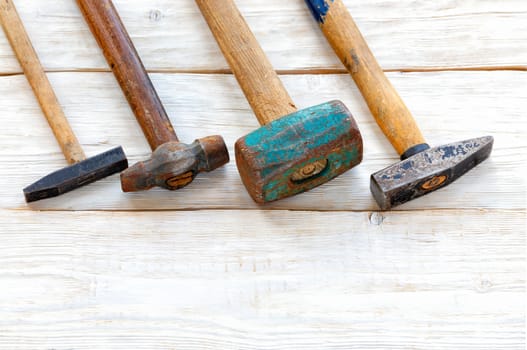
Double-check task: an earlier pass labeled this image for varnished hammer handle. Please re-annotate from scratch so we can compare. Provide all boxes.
[195,0,297,125]
[306,0,428,158]
[77,0,178,150]
[0,0,86,164]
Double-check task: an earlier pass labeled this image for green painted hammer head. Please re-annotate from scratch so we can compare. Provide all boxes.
[195,0,363,203]
[235,100,363,203]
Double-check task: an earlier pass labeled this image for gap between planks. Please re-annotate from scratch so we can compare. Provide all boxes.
[0,65,526,77]
[5,207,525,215]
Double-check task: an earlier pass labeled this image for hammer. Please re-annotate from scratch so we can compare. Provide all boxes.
[76,0,229,192]
[0,0,128,203]
[195,0,363,203]
[305,0,494,209]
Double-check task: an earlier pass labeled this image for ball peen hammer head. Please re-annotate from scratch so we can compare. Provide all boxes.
[371,136,493,210]
[23,146,128,203]
[235,100,363,203]
[120,136,229,192]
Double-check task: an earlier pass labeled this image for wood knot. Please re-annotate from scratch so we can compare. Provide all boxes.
[149,9,163,22]
[475,278,493,293]
[369,212,384,225]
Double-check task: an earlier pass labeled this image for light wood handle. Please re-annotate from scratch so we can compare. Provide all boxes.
[195,0,297,125]
[77,0,178,150]
[310,0,427,156]
[0,0,85,164]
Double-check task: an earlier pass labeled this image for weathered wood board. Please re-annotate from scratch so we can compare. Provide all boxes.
[0,209,524,349]
[0,0,525,349]
[0,0,526,74]
[0,71,524,211]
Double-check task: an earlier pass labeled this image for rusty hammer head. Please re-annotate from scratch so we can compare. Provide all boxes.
[76,0,230,194]
[370,136,493,209]
[235,100,363,203]
[23,146,128,202]
[120,136,229,192]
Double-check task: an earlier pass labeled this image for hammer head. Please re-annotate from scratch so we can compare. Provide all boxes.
[371,136,494,210]
[23,146,128,203]
[235,100,363,203]
[120,135,229,192]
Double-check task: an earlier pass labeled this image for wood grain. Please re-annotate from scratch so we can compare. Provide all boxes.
[0,0,85,164]
[320,0,427,155]
[0,0,525,74]
[196,0,297,125]
[0,208,524,349]
[0,71,524,211]
[0,1,525,349]
[77,0,178,150]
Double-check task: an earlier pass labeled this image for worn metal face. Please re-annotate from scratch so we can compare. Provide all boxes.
[23,146,128,203]
[371,136,493,210]
[120,136,229,192]
[235,100,363,203]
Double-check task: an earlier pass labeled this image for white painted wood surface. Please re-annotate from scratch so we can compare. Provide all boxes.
[0,209,525,349]
[1,0,526,73]
[0,0,525,349]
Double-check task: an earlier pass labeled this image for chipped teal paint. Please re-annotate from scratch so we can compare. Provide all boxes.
[304,0,334,24]
[263,146,361,202]
[243,101,350,171]
[238,100,363,202]
[244,101,350,164]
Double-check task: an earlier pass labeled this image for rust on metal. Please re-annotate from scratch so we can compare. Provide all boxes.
[121,136,229,192]
[235,100,363,203]
[370,136,494,210]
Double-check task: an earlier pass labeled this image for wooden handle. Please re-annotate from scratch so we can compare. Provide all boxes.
[195,0,297,125]
[77,0,178,150]
[0,0,85,164]
[307,0,427,156]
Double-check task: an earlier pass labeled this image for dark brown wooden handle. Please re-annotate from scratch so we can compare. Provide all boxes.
[77,0,178,150]
[195,0,297,125]
[308,0,427,156]
[0,0,85,164]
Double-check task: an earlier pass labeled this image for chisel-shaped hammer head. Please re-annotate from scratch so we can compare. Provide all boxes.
[235,100,363,203]
[0,0,128,203]
[370,136,493,209]
[23,146,128,202]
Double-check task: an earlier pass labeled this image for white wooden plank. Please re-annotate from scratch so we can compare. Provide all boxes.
[0,71,524,211]
[0,208,524,349]
[0,2,523,349]
[0,0,525,74]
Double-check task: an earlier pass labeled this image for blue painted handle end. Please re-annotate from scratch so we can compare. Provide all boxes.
[304,0,334,23]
